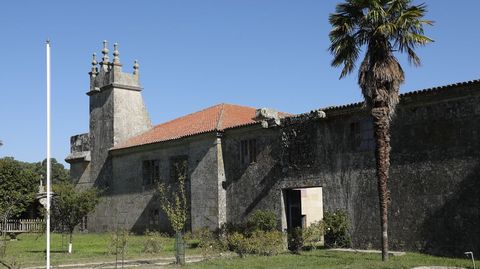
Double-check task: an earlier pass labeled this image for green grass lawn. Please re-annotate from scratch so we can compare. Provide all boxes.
[0,233,473,269]
[1,232,202,267]
[178,250,473,269]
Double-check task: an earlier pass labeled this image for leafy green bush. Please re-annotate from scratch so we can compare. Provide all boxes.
[303,220,324,250]
[288,220,325,253]
[287,227,304,253]
[142,231,164,254]
[226,232,250,258]
[191,211,282,259]
[323,210,351,248]
[246,210,278,232]
[228,230,284,258]
[194,228,228,258]
[107,230,129,255]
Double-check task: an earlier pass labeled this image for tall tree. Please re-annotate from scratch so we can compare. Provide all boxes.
[157,159,189,265]
[52,182,99,254]
[0,157,38,222]
[329,0,432,261]
[0,157,38,256]
[35,158,70,184]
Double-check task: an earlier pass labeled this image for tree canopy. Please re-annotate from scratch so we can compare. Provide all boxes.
[0,157,39,221]
[329,0,433,116]
[52,182,99,234]
[51,181,99,253]
[34,158,70,184]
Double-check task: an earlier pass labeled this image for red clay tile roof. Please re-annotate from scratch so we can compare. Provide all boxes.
[113,103,271,150]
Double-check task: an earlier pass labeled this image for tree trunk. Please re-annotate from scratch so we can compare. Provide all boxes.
[175,231,185,265]
[68,232,73,254]
[371,106,391,261]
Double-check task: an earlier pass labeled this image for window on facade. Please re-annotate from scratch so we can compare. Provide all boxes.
[240,139,257,164]
[149,209,160,226]
[351,119,374,151]
[142,160,160,186]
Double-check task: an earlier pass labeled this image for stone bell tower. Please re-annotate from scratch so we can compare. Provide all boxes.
[88,41,151,187]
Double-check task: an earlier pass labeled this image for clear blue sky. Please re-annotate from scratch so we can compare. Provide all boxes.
[1,0,479,166]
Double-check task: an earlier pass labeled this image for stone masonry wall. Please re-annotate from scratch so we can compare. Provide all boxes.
[89,133,222,233]
[66,133,91,188]
[223,125,283,224]
[224,83,480,257]
[89,88,114,189]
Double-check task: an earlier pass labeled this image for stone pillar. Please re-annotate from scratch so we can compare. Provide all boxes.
[216,133,227,227]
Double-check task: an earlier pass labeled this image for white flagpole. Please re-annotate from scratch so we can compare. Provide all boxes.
[46,40,51,269]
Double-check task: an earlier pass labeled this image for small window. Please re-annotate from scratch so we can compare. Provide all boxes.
[351,119,374,151]
[149,209,159,226]
[240,139,257,164]
[143,160,160,186]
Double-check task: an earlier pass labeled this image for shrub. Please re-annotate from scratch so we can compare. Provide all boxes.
[303,220,325,250]
[227,232,251,258]
[228,230,284,258]
[183,231,199,248]
[195,228,228,258]
[250,230,284,256]
[246,210,278,232]
[287,227,304,253]
[107,230,129,255]
[142,231,164,254]
[323,210,351,248]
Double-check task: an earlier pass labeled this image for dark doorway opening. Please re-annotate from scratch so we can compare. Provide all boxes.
[283,187,324,250]
[285,189,303,229]
[283,187,324,230]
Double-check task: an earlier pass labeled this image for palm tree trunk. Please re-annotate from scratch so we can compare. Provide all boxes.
[371,106,391,261]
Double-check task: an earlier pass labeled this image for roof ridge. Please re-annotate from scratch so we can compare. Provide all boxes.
[150,103,225,130]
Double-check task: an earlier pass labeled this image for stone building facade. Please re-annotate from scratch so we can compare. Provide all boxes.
[67,42,480,257]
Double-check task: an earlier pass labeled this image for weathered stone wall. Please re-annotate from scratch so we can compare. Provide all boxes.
[70,133,90,153]
[113,89,152,145]
[66,133,91,187]
[89,133,223,233]
[224,83,480,257]
[223,125,283,223]
[89,88,114,189]
[69,161,91,187]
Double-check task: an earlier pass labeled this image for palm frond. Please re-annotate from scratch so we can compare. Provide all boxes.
[329,0,433,81]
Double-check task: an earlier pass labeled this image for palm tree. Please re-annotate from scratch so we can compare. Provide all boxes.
[329,0,432,261]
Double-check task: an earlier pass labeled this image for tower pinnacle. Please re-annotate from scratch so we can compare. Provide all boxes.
[101,40,110,71]
[133,60,139,75]
[90,53,98,77]
[113,43,121,65]
[88,40,142,94]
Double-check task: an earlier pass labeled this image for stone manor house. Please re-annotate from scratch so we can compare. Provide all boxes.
[66,42,479,257]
